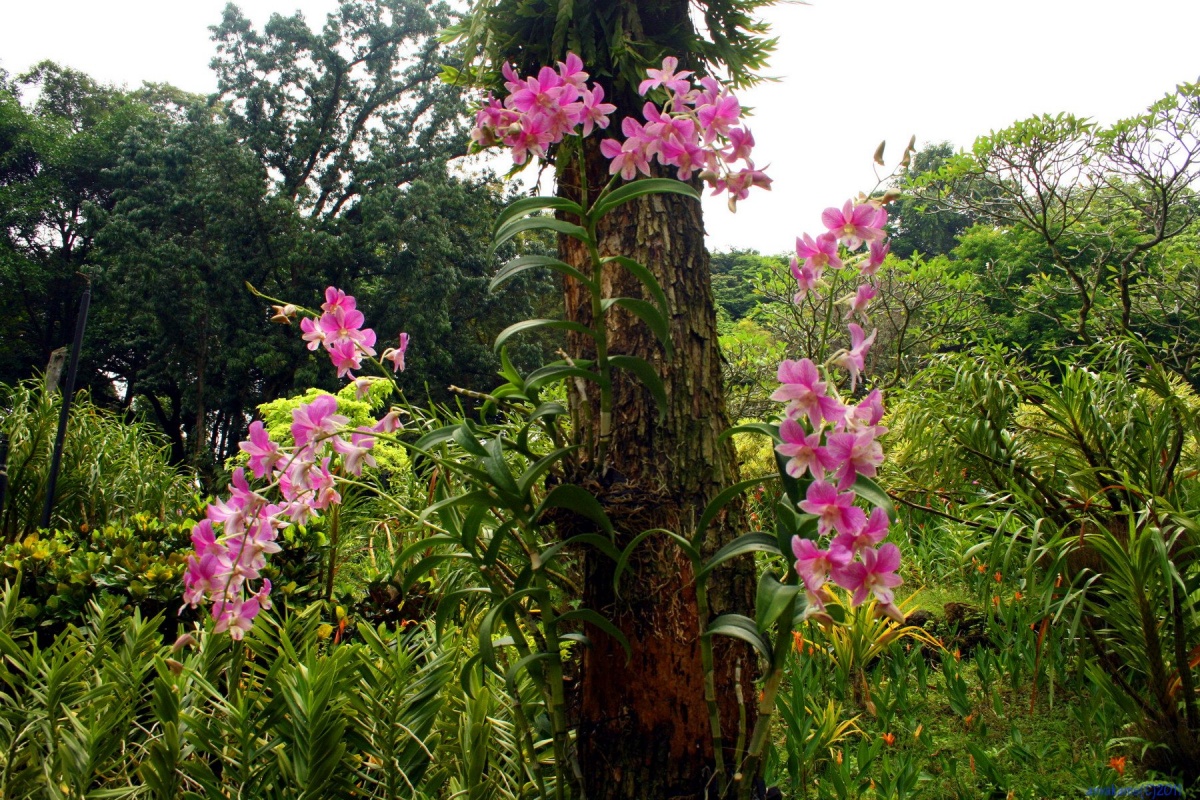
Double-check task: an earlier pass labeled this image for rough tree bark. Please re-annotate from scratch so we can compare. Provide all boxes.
[557,142,758,799]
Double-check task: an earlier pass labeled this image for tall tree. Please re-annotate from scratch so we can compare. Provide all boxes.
[927,84,1200,383]
[210,0,465,221]
[0,63,151,386]
[454,2,777,795]
[885,141,975,260]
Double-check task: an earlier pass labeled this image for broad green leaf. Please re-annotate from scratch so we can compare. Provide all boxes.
[435,587,493,636]
[402,553,472,592]
[492,216,592,254]
[755,572,799,633]
[602,297,673,357]
[417,489,494,524]
[614,528,700,594]
[558,608,632,662]
[608,355,667,419]
[719,422,780,442]
[776,509,818,555]
[413,425,460,451]
[590,178,700,220]
[696,532,781,581]
[694,477,776,547]
[490,254,596,294]
[852,474,896,521]
[526,363,607,392]
[603,255,669,316]
[483,437,520,500]
[498,345,524,386]
[504,651,554,690]
[493,195,584,232]
[452,424,489,458]
[704,613,772,661]
[495,318,599,352]
[517,445,580,497]
[392,534,461,570]
[536,531,621,571]
[479,590,538,673]
[535,484,613,534]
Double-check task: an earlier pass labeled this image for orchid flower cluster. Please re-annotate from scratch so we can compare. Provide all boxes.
[472,53,617,165]
[296,288,409,380]
[600,57,769,208]
[183,287,406,638]
[471,54,769,210]
[776,198,904,623]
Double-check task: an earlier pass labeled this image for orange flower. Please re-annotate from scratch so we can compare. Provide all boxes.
[834,749,843,765]
[954,647,961,661]
[793,630,804,654]
[1013,590,1023,601]
[992,595,1000,608]
[913,724,923,739]
[994,570,1002,583]
[881,732,895,746]
[977,563,987,573]
[1109,756,1126,776]
[969,754,976,773]
[1055,573,1064,588]
[964,713,976,729]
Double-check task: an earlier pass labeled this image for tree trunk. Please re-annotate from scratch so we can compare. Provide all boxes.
[558,143,757,799]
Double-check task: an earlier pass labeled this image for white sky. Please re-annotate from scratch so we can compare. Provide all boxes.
[2,0,1198,253]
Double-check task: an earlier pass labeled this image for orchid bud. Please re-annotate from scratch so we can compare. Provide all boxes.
[270,304,297,324]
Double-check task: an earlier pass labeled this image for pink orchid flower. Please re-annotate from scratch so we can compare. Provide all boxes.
[290,394,347,449]
[825,428,885,490]
[579,86,616,136]
[822,200,887,251]
[795,232,843,273]
[770,358,845,428]
[799,480,866,538]
[212,598,261,641]
[775,417,838,479]
[830,507,890,559]
[382,331,409,373]
[638,56,693,96]
[831,323,876,392]
[792,536,851,598]
[844,389,888,436]
[790,259,821,302]
[832,543,903,609]
[239,420,281,479]
[863,239,889,277]
[849,284,877,318]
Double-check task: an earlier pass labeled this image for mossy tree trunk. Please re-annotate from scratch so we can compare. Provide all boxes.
[557,142,757,799]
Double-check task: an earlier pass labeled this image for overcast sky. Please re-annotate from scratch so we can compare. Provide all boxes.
[2,0,1197,253]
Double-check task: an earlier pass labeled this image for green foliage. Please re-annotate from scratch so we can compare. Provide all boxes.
[2,2,561,472]
[888,344,1200,777]
[711,248,781,322]
[445,0,778,102]
[886,141,984,260]
[921,83,1200,384]
[0,63,156,386]
[0,380,196,542]
[0,585,472,798]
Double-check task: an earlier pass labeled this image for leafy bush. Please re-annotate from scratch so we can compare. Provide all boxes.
[0,381,196,541]
[0,581,534,799]
[0,506,326,636]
